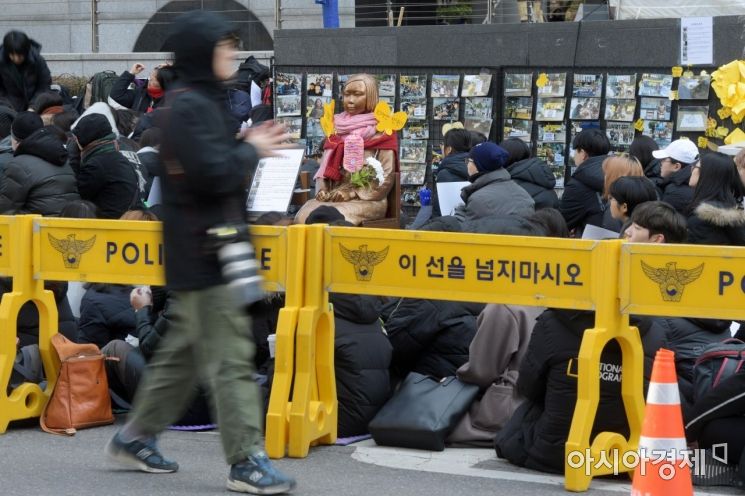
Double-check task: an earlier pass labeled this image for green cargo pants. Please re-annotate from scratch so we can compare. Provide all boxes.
[128,285,262,465]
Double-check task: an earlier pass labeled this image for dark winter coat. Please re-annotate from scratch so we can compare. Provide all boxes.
[435,152,470,183]
[601,208,623,234]
[76,139,139,219]
[0,127,78,215]
[331,293,392,437]
[157,12,260,291]
[248,294,285,374]
[657,166,694,215]
[0,40,51,112]
[494,309,666,474]
[134,289,173,360]
[77,284,136,349]
[109,71,161,113]
[685,369,745,443]
[687,202,745,246]
[6,279,78,348]
[454,168,535,223]
[506,158,559,210]
[382,297,484,380]
[137,147,160,197]
[0,135,12,168]
[649,317,731,421]
[560,155,606,234]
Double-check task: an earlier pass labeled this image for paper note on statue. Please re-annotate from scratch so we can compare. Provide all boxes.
[436,181,469,216]
[582,224,620,240]
[246,148,304,214]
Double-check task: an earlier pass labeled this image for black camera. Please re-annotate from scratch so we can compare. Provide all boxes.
[206,224,264,307]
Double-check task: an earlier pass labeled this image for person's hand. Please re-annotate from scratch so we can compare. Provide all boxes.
[316,190,331,202]
[130,63,145,75]
[243,122,292,158]
[130,286,152,310]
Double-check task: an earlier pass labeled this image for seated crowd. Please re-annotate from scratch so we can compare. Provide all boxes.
[5,51,745,489]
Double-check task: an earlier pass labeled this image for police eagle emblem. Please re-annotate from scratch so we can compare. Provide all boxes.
[640,261,704,302]
[340,244,389,281]
[48,233,96,269]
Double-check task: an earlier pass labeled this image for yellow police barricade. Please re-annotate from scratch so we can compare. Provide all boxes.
[320,227,645,491]
[0,217,291,434]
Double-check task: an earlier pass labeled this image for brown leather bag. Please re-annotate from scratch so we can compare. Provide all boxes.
[41,334,114,435]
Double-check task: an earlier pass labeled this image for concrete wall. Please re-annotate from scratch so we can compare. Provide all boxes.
[274,15,745,68]
[45,51,273,78]
[0,0,355,53]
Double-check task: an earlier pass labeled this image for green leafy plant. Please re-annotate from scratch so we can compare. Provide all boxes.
[350,166,377,189]
[437,0,473,19]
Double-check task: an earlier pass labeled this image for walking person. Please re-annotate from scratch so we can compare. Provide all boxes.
[105,11,296,494]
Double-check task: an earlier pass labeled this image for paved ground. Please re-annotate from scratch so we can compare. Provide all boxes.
[0,419,739,496]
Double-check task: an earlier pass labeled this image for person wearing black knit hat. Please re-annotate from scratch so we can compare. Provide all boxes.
[453,141,535,223]
[71,113,139,219]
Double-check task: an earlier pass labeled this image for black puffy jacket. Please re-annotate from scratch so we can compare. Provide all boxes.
[78,284,136,349]
[559,155,606,234]
[382,297,484,380]
[331,293,392,437]
[0,127,78,215]
[435,152,469,183]
[657,166,694,215]
[495,309,666,474]
[687,202,745,246]
[506,157,559,210]
[109,71,162,113]
[0,40,51,112]
[649,317,731,421]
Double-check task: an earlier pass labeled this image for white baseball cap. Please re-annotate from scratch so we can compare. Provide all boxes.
[652,139,700,165]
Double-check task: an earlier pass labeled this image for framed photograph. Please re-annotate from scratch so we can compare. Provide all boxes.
[305,137,324,157]
[504,73,533,97]
[306,73,333,97]
[431,75,460,98]
[537,123,566,143]
[572,74,603,98]
[400,75,427,98]
[604,99,637,122]
[537,73,567,97]
[401,98,427,120]
[643,121,674,148]
[536,97,566,121]
[676,106,709,132]
[401,164,427,185]
[400,139,428,163]
[403,123,429,140]
[275,117,302,139]
[306,96,331,119]
[433,97,460,121]
[679,75,711,100]
[640,97,672,121]
[276,95,301,117]
[536,143,566,188]
[305,118,323,137]
[503,119,532,142]
[462,74,493,97]
[275,73,302,96]
[571,121,601,141]
[464,97,493,119]
[606,75,637,99]
[605,122,636,147]
[375,74,397,97]
[505,97,534,120]
[465,118,493,137]
[638,73,674,98]
[569,97,601,120]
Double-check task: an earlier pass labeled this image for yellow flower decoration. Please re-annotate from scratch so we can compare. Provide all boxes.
[705,117,719,138]
[725,128,745,145]
[698,136,709,149]
[717,126,731,139]
[536,73,549,88]
[718,107,732,120]
[374,100,408,136]
[711,60,745,124]
[320,99,336,137]
[633,118,645,132]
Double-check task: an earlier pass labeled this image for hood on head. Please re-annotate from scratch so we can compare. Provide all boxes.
[165,10,233,86]
[15,127,68,166]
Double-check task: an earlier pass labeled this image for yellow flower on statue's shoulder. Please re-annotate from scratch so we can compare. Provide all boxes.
[320,99,336,137]
[374,100,408,136]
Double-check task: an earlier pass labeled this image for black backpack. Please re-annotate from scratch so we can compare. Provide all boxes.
[693,338,745,402]
[82,70,119,110]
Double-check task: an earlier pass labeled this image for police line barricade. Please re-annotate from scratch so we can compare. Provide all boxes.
[320,227,645,492]
[0,216,294,435]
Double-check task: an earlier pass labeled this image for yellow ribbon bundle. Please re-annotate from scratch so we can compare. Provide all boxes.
[711,60,745,124]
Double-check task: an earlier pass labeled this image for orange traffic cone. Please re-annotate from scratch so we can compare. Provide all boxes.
[631,348,693,496]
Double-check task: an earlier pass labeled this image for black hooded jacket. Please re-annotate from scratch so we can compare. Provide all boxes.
[506,157,559,210]
[0,40,51,112]
[382,297,484,380]
[657,166,694,215]
[331,293,392,437]
[495,309,666,474]
[687,202,745,246]
[559,155,606,233]
[109,71,162,113]
[435,152,470,183]
[158,11,260,290]
[0,127,79,215]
